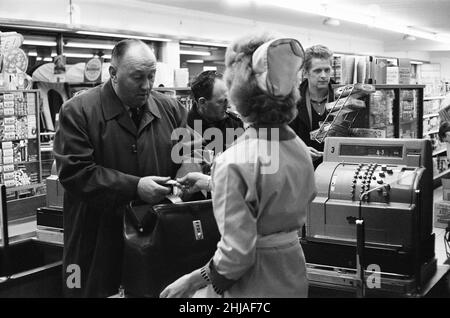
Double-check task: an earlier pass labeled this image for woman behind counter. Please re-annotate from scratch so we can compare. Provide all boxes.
[160,32,317,298]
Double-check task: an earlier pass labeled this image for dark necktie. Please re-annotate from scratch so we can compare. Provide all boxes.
[130,107,141,128]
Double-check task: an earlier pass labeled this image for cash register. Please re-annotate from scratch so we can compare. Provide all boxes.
[302,137,437,296]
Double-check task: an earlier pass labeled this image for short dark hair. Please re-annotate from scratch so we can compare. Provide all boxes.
[111,39,147,66]
[439,121,450,142]
[190,70,223,102]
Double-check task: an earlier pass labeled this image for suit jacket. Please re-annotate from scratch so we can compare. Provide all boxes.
[53,80,188,297]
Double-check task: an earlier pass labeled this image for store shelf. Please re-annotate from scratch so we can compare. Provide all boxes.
[434,168,450,189]
[424,129,439,136]
[433,148,447,156]
[400,120,417,125]
[424,96,446,101]
[423,113,439,119]
[5,183,44,194]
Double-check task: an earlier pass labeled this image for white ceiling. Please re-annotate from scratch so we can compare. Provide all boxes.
[145,0,450,52]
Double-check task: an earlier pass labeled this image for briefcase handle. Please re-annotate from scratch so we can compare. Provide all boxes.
[125,200,155,233]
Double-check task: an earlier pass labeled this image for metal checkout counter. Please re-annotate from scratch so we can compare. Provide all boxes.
[302,137,450,297]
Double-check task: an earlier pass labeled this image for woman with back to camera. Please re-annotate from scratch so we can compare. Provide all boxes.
[160,32,317,298]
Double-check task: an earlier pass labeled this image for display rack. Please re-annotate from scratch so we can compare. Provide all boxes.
[0,89,44,201]
[332,84,424,139]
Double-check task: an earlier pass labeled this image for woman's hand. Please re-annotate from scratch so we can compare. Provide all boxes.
[177,172,211,193]
[308,147,323,161]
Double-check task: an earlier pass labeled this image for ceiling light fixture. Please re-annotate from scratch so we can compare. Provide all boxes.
[403,34,417,41]
[186,59,204,64]
[180,40,229,47]
[23,40,57,46]
[75,31,171,42]
[65,42,115,50]
[63,53,95,58]
[323,17,340,27]
[180,50,211,56]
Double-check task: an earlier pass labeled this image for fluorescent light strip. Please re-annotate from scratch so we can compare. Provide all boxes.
[181,40,229,47]
[43,57,53,62]
[186,59,204,63]
[64,53,95,58]
[23,40,56,46]
[65,42,115,50]
[180,50,211,56]
[27,52,38,57]
[76,31,171,42]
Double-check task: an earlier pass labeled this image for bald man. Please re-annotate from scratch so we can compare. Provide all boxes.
[54,39,191,297]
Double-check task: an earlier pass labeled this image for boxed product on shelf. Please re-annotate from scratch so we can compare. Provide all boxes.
[369,89,394,137]
[349,128,386,138]
[3,164,14,172]
[434,199,450,229]
[27,115,37,138]
[424,100,441,115]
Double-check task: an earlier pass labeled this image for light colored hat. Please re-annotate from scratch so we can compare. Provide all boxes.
[252,38,304,98]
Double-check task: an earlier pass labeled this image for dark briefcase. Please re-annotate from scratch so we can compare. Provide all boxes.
[122,199,220,297]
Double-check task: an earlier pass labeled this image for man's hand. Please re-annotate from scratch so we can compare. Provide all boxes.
[137,176,172,204]
[177,172,211,193]
[308,147,323,161]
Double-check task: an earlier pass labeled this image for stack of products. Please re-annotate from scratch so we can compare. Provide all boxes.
[369,89,395,138]
[434,179,450,229]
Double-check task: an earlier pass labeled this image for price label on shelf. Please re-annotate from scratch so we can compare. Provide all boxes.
[3,108,14,116]
[3,94,14,101]
[3,117,16,125]
[2,148,13,157]
[2,156,13,164]
[3,101,14,108]
[3,164,14,172]
[2,141,13,149]
[3,124,15,133]
[4,180,16,188]
[3,172,14,180]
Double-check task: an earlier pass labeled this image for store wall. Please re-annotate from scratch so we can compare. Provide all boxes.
[430,52,450,81]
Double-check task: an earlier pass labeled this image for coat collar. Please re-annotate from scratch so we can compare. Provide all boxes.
[297,79,335,130]
[101,80,161,121]
[101,80,162,136]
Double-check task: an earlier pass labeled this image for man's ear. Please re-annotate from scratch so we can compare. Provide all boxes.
[109,65,118,83]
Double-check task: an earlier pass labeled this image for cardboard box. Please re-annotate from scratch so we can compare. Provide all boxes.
[442,178,450,201]
[46,175,64,208]
[434,200,450,229]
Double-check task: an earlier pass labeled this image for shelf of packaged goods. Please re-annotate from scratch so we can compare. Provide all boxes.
[5,183,43,194]
[400,120,417,125]
[1,160,40,165]
[434,168,450,189]
[433,148,447,156]
[424,96,446,101]
[423,113,439,119]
